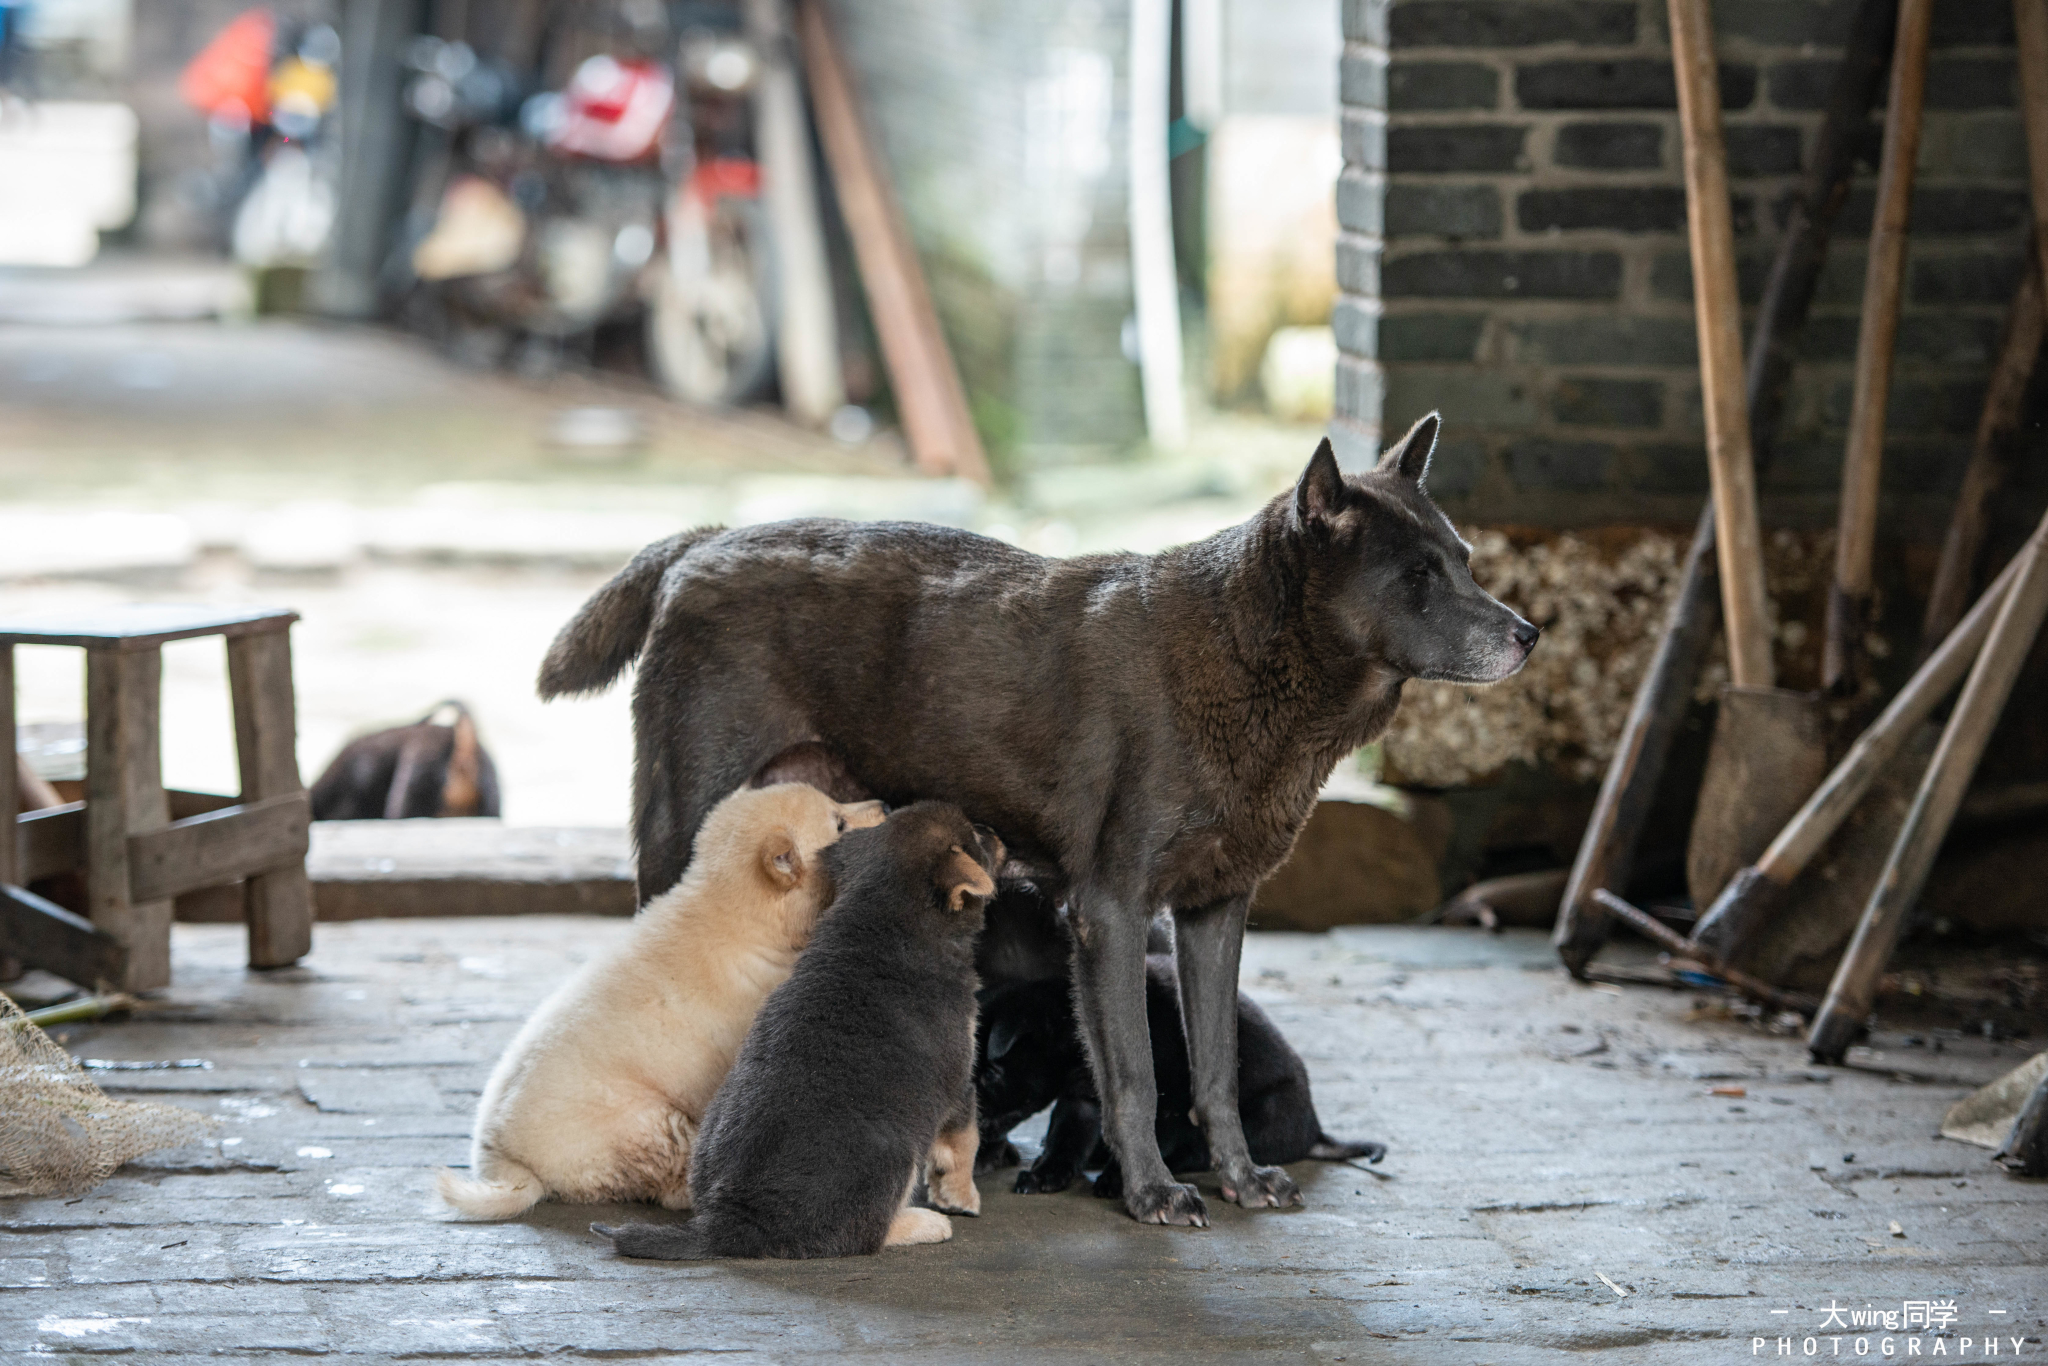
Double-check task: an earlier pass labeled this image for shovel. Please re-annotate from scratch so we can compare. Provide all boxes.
[1669,0,1831,916]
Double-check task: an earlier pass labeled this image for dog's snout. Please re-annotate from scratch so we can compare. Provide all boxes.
[1511,619,1540,652]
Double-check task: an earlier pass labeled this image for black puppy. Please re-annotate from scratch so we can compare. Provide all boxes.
[976,958,1384,1196]
[309,701,500,820]
[541,413,1536,1225]
[595,803,1001,1260]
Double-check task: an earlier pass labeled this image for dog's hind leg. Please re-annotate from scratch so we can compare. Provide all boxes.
[1172,894,1300,1210]
[1068,893,1206,1226]
[926,1082,981,1215]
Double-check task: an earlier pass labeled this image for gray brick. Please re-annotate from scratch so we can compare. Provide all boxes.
[1517,60,1755,111]
[1342,50,1387,110]
[1794,315,1866,363]
[1344,0,1390,43]
[1766,60,1848,112]
[1725,125,1804,177]
[1335,355,1387,422]
[1337,233,1384,294]
[1518,186,1704,233]
[1926,57,2017,111]
[1333,296,1383,358]
[1823,378,1988,434]
[1389,1,1636,48]
[1343,110,1388,170]
[1508,437,1616,490]
[1509,316,1696,366]
[1911,252,2027,305]
[1930,0,2014,46]
[1631,442,1712,495]
[1422,434,1492,496]
[1761,440,1847,494]
[1388,184,1503,238]
[1834,186,2032,236]
[1338,168,1385,234]
[1381,311,1488,361]
[1388,368,1538,427]
[1385,249,1623,298]
[1553,121,1663,170]
[1894,314,2006,367]
[1712,0,1858,46]
[1933,117,2028,179]
[1551,376,1664,428]
[1388,61,1499,111]
[1650,249,1778,304]
[1388,123,1528,173]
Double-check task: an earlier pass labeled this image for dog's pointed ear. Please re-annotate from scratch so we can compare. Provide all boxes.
[1377,411,1439,487]
[761,831,803,890]
[938,845,995,911]
[1293,438,1345,530]
[987,1019,1022,1061]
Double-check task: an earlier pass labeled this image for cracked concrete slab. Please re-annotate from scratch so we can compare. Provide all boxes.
[2,919,2042,1363]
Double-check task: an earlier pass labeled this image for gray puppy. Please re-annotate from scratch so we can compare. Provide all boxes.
[595,802,1002,1260]
[544,414,1536,1227]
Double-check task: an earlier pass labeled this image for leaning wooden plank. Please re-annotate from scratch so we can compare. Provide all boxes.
[1808,507,2048,1063]
[795,0,991,485]
[1922,257,2044,648]
[0,882,128,989]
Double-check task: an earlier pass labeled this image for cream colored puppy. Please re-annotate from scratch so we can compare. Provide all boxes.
[437,783,885,1219]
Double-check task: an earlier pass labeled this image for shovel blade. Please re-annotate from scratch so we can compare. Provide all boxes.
[1686,686,1829,912]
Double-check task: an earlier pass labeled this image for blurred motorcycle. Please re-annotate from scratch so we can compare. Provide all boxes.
[401,18,774,405]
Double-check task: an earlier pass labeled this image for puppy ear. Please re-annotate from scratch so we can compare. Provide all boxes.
[1377,410,1439,487]
[987,1019,1022,1061]
[761,831,802,890]
[938,845,995,911]
[1293,438,1345,530]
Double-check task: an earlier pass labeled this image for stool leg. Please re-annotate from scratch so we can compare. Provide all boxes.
[2,644,18,886]
[85,647,173,991]
[229,628,313,968]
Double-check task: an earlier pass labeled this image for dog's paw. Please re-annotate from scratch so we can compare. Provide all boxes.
[1218,1162,1301,1210]
[929,1170,981,1216]
[1124,1180,1208,1227]
[975,1140,1022,1175]
[1013,1164,1077,1195]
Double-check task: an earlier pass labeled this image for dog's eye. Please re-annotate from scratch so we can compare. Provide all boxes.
[1407,562,1432,580]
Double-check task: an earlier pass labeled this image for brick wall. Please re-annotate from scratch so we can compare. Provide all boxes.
[1335,0,2039,537]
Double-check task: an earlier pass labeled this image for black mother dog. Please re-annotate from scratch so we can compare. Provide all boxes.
[538,414,1536,1226]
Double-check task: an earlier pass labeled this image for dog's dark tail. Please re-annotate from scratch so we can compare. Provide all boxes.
[1308,1135,1387,1164]
[537,527,722,699]
[591,1219,712,1260]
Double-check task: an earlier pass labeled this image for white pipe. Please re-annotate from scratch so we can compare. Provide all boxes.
[1182,0,1222,131]
[1129,0,1187,450]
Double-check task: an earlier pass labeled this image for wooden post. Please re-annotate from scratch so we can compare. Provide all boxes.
[228,629,314,968]
[85,647,173,991]
[1,644,16,888]
[1671,0,1774,689]
[1823,0,1935,695]
[2017,0,2048,287]
[796,0,991,484]
[1921,257,2044,648]
[1808,511,2048,1063]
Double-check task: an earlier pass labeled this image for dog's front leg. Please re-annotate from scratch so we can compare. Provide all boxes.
[1069,898,1207,1226]
[1174,895,1301,1210]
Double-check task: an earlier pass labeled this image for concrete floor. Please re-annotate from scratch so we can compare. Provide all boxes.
[4,920,2042,1363]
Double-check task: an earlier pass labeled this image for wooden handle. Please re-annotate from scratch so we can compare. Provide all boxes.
[1809,503,2048,1063]
[1824,0,1935,695]
[2018,0,2048,281]
[796,0,992,485]
[1670,0,1773,688]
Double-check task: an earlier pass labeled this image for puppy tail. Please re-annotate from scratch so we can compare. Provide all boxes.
[1308,1135,1387,1165]
[435,1162,546,1220]
[592,1219,711,1260]
[537,527,722,699]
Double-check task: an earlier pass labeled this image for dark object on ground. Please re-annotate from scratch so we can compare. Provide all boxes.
[1995,1067,2048,1177]
[595,803,1000,1260]
[309,702,500,820]
[1553,0,1898,975]
[540,416,1531,1227]
[1440,868,1568,930]
[974,957,1385,1196]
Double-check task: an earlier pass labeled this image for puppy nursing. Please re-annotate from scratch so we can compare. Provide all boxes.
[436,783,883,1219]
[597,803,1000,1260]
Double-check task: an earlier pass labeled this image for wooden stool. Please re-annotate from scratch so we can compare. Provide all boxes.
[2,606,314,991]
